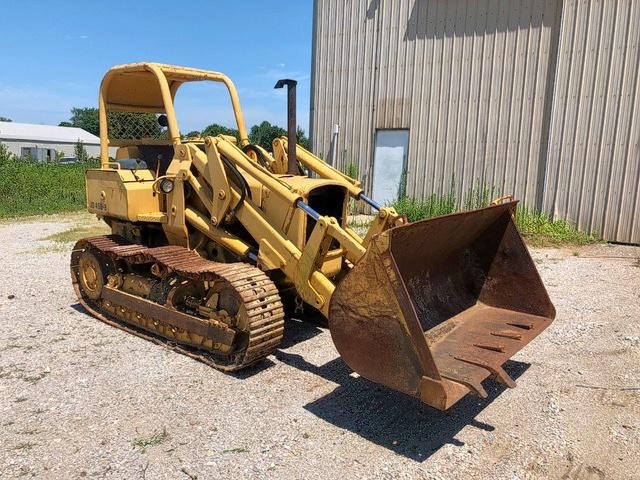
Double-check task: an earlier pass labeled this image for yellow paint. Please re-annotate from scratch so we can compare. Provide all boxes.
[88,62,404,319]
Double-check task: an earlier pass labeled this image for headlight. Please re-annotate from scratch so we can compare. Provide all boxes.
[160,178,174,194]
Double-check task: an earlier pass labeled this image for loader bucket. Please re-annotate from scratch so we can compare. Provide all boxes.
[329,201,555,410]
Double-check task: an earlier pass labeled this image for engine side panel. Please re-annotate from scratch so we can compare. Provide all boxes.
[86,168,162,221]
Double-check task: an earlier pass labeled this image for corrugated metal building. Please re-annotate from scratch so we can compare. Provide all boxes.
[0,121,102,160]
[310,0,640,244]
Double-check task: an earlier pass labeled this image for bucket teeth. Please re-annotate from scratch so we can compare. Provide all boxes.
[473,343,506,353]
[491,330,523,340]
[453,355,517,389]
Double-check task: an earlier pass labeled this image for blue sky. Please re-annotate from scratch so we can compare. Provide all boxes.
[0,0,313,133]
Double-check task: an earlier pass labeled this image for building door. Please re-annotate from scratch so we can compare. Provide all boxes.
[371,129,409,205]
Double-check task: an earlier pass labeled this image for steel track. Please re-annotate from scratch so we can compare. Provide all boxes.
[70,235,284,371]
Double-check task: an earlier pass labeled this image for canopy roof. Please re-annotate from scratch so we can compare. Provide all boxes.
[102,62,231,112]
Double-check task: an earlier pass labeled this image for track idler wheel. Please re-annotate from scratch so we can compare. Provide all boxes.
[77,251,106,300]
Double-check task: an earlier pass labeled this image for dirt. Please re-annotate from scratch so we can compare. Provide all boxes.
[0,213,638,479]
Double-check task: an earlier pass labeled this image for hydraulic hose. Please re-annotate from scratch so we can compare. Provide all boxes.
[220,155,250,216]
[243,143,305,175]
[242,144,272,170]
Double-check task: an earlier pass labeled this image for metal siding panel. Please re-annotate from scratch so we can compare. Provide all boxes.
[433,0,450,194]
[588,2,618,237]
[515,0,538,205]
[354,0,367,152]
[484,0,504,195]
[601,0,631,241]
[312,0,557,206]
[563,0,591,224]
[503,0,525,201]
[403,0,555,205]
[376,2,390,126]
[606,1,635,241]
[573,0,604,227]
[311,0,378,190]
[527,0,548,208]
[405,0,427,198]
[444,0,466,194]
[600,1,629,240]
[496,1,518,196]
[616,8,640,243]
[309,0,318,150]
[454,1,473,197]
[411,0,437,198]
[312,0,637,243]
[363,0,380,188]
[431,0,445,192]
[473,2,487,187]
[547,0,640,243]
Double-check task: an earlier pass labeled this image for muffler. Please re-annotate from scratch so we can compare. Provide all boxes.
[329,201,555,410]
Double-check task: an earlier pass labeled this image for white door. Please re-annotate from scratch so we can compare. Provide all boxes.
[371,129,409,205]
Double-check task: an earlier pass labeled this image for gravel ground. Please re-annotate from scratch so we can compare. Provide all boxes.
[1,214,639,479]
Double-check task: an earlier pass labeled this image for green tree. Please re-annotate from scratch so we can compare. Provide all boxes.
[247,121,310,151]
[201,123,240,142]
[74,140,89,162]
[60,107,100,136]
[248,121,285,150]
[296,127,310,150]
[0,116,12,122]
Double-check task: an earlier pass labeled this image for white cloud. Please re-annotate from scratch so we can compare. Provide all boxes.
[64,34,89,40]
[262,67,310,84]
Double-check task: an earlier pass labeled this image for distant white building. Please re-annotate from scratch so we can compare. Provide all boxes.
[0,121,102,161]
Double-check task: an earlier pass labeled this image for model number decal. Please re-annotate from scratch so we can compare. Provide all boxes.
[90,201,107,211]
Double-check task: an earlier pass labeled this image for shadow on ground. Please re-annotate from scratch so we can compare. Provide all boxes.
[277,348,529,462]
[279,317,324,349]
[73,299,530,461]
[70,303,88,315]
[70,302,326,379]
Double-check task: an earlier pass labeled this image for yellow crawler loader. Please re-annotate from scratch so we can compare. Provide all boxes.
[71,63,555,410]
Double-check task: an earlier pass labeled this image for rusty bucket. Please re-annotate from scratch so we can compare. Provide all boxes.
[329,201,555,410]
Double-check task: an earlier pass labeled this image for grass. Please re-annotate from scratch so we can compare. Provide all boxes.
[43,222,110,243]
[133,428,168,453]
[0,146,98,218]
[0,142,598,248]
[392,193,457,221]
[391,179,491,221]
[347,216,374,230]
[514,208,597,247]
[389,183,599,248]
[28,213,110,254]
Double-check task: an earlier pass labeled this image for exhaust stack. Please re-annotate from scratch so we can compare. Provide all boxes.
[274,78,298,174]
